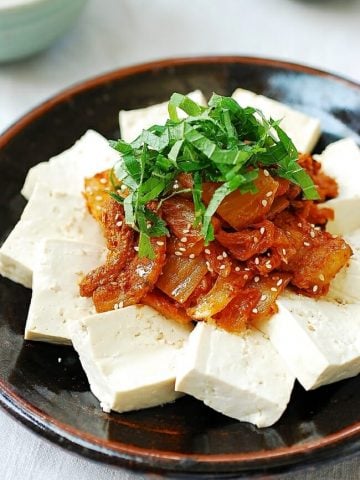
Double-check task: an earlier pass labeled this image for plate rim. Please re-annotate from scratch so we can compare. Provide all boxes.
[0,55,360,475]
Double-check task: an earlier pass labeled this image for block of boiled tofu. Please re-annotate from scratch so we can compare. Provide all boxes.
[0,183,105,288]
[232,88,321,153]
[175,322,295,428]
[21,130,119,200]
[68,306,192,413]
[314,138,360,235]
[328,229,360,304]
[25,239,107,345]
[119,90,206,143]
[258,294,360,391]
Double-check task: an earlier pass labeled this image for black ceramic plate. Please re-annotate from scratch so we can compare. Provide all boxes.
[0,57,360,477]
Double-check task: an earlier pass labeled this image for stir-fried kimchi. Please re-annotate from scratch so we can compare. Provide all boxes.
[79,154,352,333]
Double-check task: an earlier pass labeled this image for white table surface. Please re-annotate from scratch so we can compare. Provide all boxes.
[0,0,359,478]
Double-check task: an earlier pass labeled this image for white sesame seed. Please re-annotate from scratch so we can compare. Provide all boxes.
[260,227,265,235]
[118,301,124,308]
[204,249,211,255]
[219,265,226,270]
[181,237,188,243]
[95,195,102,201]
[266,191,273,197]
[254,237,259,244]
[100,178,107,184]
[254,276,260,283]
[313,285,319,293]
[319,273,325,281]
[116,221,123,227]
[265,264,272,269]
[183,229,190,234]
[189,253,195,259]
[277,279,283,286]
[222,251,228,258]
[244,274,249,280]
[134,246,139,252]
[261,294,267,301]
[217,255,223,260]
[113,303,119,310]
[252,308,258,314]
[332,234,338,239]
[261,199,268,207]
[58,357,62,363]
[264,169,270,177]
[304,241,310,247]
[271,287,277,292]
[244,267,250,271]
[255,257,260,265]
[206,261,213,272]
[156,241,164,246]
[115,213,121,220]
[186,223,191,229]
[179,247,186,252]
[282,248,287,256]
[310,231,316,238]
[235,266,241,272]
[175,251,183,256]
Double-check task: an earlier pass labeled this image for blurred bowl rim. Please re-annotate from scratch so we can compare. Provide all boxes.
[0,0,86,14]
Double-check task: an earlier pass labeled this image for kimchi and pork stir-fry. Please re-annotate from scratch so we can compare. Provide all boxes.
[79,93,352,333]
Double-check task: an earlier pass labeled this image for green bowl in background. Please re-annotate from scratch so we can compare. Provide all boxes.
[0,0,88,62]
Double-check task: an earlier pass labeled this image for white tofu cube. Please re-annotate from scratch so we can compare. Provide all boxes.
[21,130,119,200]
[314,138,360,235]
[328,229,360,304]
[68,306,192,413]
[0,183,105,288]
[119,90,206,143]
[175,322,295,428]
[25,239,107,345]
[232,88,321,153]
[258,294,360,391]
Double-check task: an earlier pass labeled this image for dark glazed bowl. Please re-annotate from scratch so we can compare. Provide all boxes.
[0,57,360,477]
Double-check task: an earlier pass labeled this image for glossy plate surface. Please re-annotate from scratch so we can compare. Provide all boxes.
[0,57,360,476]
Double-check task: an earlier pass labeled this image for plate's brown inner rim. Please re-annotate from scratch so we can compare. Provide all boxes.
[0,55,360,468]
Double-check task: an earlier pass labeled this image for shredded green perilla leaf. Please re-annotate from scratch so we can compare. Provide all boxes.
[110,93,320,258]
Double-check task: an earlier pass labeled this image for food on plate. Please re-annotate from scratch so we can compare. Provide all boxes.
[176,322,295,428]
[0,183,106,288]
[119,90,206,143]
[232,88,321,153]
[25,239,106,344]
[80,93,350,325]
[1,89,360,428]
[328,228,360,304]
[314,138,360,234]
[21,130,119,201]
[259,295,360,390]
[69,305,191,414]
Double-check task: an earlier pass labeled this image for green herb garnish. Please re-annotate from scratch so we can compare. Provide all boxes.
[110,93,319,258]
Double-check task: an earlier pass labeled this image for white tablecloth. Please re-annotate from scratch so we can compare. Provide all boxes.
[1,0,359,478]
